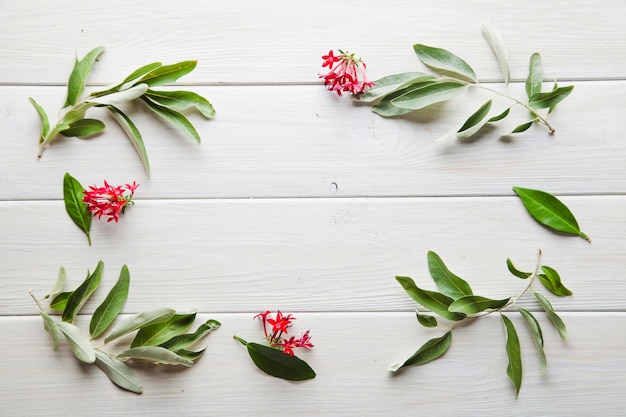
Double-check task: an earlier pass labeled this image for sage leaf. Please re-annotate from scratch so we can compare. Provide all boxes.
[534,292,568,339]
[427,251,473,300]
[40,310,60,351]
[488,107,510,123]
[389,331,452,372]
[108,106,150,176]
[142,97,201,143]
[529,86,574,110]
[104,308,176,343]
[501,314,522,397]
[89,265,131,338]
[506,258,532,279]
[46,266,67,300]
[160,319,221,351]
[518,308,547,375]
[59,118,106,138]
[371,86,419,117]
[144,89,215,119]
[395,276,465,321]
[131,312,197,348]
[457,99,493,139]
[85,83,148,106]
[416,311,438,328]
[448,295,510,314]
[511,121,534,133]
[391,81,467,111]
[512,186,590,241]
[50,291,72,311]
[174,348,206,362]
[357,72,436,103]
[120,62,163,88]
[57,322,96,364]
[63,172,91,245]
[538,265,573,297]
[235,337,315,381]
[28,97,50,142]
[134,60,197,88]
[413,44,477,82]
[61,102,96,125]
[64,46,105,107]
[526,52,543,99]
[94,350,143,394]
[116,346,193,367]
[62,261,103,323]
[481,23,510,84]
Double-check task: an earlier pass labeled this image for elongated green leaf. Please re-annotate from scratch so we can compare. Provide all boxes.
[62,261,103,323]
[488,107,510,123]
[518,308,547,375]
[46,266,67,300]
[506,258,532,279]
[371,86,421,117]
[61,102,96,125]
[526,53,543,99]
[85,83,148,106]
[104,308,175,343]
[427,251,473,300]
[40,311,60,351]
[529,86,574,110]
[511,121,534,133]
[235,337,315,381]
[534,292,568,339]
[59,118,105,138]
[395,276,465,321]
[94,350,143,394]
[64,46,105,107]
[391,81,467,111]
[50,291,72,311]
[142,97,201,143]
[413,44,477,82]
[28,97,50,142]
[501,314,522,397]
[63,172,91,245]
[512,186,590,241]
[108,106,150,176]
[389,331,452,372]
[357,72,436,103]
[121,62,163,87]
[144,89,215,118]
[160,319,221,351]
[457,99,493,139]
[449,295,510,314]
[416,311,438,328]
[57,322,96,364]
[131,312,197,348]
[482,23,510,84]
[539,265,573,297]
[89,265,131,338]
[117,346,193,366]
[134,60,197,87]
[174,348,206,361]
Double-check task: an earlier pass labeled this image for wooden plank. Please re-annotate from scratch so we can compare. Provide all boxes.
[3,196,621,315]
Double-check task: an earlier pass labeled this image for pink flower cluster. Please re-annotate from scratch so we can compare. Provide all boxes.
[319,49,374,96]
[255,310,314,356]
[83,180,139,223]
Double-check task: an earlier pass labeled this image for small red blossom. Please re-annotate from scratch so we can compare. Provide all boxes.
[255,310,313,356]
[319,49,374,96]
[83,180,139,223]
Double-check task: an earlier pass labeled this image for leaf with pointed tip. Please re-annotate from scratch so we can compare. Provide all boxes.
[160,319,221,351]
[142,97,201,143]
[50,291,72,311]
[235,337,315,381]
[94,351,143,394]
[534,292,568,339]
[40,311,60,351]
[518,308,547,375]
[117,346,193,366]
[529,86,573,110]
[395,276,465,321]
[131,312,197,348]
[416,311,438,328]
[63,173,91,245]
[64,46,105,107]
[482,23,510,84]
[59,118,106,138]
[506,258,532,279]
[357,72,436,103]
[371,85,422,117]
[449,295,510,314]
[391,81,467,111]
[526,52,543,99]
[104,308,175,343]
[488,107,510,123]
[413,44,477,82]
[57,322,96,364]
[539,266,573,297]
[144,89,215,118]
[85,83,148,106]
[511,121,534,133]
[45,266,67,300]
[427,251,473,300]
[28,97,50,142]
[134,60,197,88]
[457,99,493,139]
[62,261,103,323]
[501,314,522,397]
[90,265,131,338]
[108,106,150,176]
[389,331,452,372]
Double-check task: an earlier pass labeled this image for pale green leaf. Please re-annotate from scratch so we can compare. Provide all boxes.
[539,265,573,296]
[46,266,67,300]
[448,295,510,314]
[413,44,477,81]
[89,265,131,338]
[94,350,143,394]
[160,319,221,351]
[61,102,96,125]
[506,258,532,279]
[529,86,574,110]
[28,97,50,142]
[427,251,473,299]
[40,311,60,351]
[144,89,215,118]
[142,97,201,143]
[131,312,197,348]
[534,292,568,339]
[85,83,148,106]
[104,308,176,343]
[64,46,105,107]
[356,72,436,103]
[395,276,465,321]
[108,106,150,176]
[501,314,522,397]
[59,118,105,138]
[57,322,96,364]
[62,261,103,323]
[63,172,91,245]
[518,308,547,375]
[391,81,467,111]
[389,331,452,372]
[134,60,197,87]
[116,346,193,367]
[457,99,493,139]
[526,52,543,99]
[481,23,510,84]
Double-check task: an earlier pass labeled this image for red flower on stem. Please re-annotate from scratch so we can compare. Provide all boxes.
[254,310,313,356]
[319,49,374,96]
[83,180,139,223]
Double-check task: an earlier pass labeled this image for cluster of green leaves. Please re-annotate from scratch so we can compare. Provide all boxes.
[356,24,573,139]
[31,262,220,394]
[29,46,215,175]
[391,250,571,397]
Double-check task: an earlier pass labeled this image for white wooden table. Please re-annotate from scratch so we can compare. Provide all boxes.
[1,1,625,415]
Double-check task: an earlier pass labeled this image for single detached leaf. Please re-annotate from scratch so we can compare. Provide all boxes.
[389,331,452,372]
[160,319,221,351]
[40,310,60,351]
[134,60,197,88]
[94,350,143,394]
[501,314,522,397]
[142,97,201,143]
[413,44,477,82]
[59,118,106,138]
[63,172,91,245]
[416,311,438,328]
[529,86,574,110]
[50,291,72,311]
[144,89,215,118]
[481,23,510,84]
[506,258,532,279]
[89,264,131,338]
[427,251,473,300]
[511,121,534,133]
[85,83,149,106]
[64,46,105,107]
[449,295,510,314]
[57,322,96,364]
[62,261,103,323]
[457,99,493,139]
[28,97,50,142]
[104,308,176,343]
[391,81,467,111]
[534,292,568,339]
[488,107,510,123]
[518,308,547,375]
[117,346,193,366]
[395,276,465,321]
[512,186,590,241]
[131,312,197,348]
[526,52,543,99]
[357,72,436,103]
[539,266,573,297]
[236,338,315,381]
[108,106,150,176]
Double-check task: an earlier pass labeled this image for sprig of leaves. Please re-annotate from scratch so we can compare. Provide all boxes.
[30,47,215,176]
[30,261,220,394]
[355,24,572,140]
[391,250,571,398]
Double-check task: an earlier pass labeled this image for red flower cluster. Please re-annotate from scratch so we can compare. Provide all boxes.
[83,180,139,223]
[255,310,314,356]
[319,49,374,96]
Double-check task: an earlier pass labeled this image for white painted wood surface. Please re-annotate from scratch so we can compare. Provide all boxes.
[1,1,625,416]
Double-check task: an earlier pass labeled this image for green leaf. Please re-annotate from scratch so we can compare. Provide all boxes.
[389,331,452,372]
[104,308,176,343]
[356,72,436,103]
[174,348,207,361]
[59,118,106,138]
[94,350,143,394]
[28,97,50,142]
[46,266,67,300]
[57,322,96,364]
[61,102,96,125]
[131,312,197,348]
[142,97,201,143]
[160,319,221,351]
[85,83,148,106]
[506,258,532,279]
[235,337,315,381]
[64,46,105,107]
[534,292,568,339]
[89,265,131,338]
[481,23,510,84]
[518,308,547,375]
[512,186,590,241]
[427,251,473,300]
[538,265,573,297]
[449,295,510,314]
[529,86,574,110]
[50,291,72,311]
[121,62,163,87]
[511,121,534,133]
[395,276,465,321]
[134,60,197,88]
[457,99,493,139]
[416,311,438,328]
[371,87,420,117]
[40,311,60,351]
[63,173,91,245]
[62,261,103,323]
[413,44,477,82]
[144,89,215,118]
[501,314,522,397]
[391,81,467,111]
[488,107,510,123]
[526,52,543,99]
[116,346,193,366]
[108,106,150,176]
